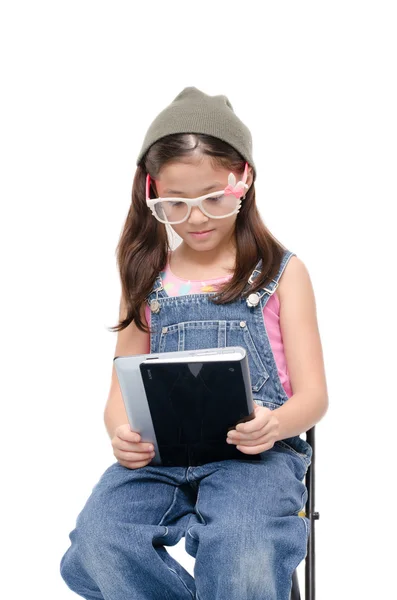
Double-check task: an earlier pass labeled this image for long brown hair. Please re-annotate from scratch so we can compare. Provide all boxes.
[109,133,287,334]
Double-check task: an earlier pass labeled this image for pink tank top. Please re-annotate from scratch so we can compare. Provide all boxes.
[145,255,293,397]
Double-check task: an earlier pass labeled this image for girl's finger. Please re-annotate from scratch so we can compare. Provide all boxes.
[237,441,273,454]
[116,449,154,460]
[235,421,263,435]
[230,422,274,443]
[233,434,270,447]
[228,429,267,443]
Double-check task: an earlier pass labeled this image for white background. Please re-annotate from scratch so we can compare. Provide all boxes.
[1,1,396,598]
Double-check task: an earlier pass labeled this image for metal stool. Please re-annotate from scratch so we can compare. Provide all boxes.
[290,426,320,600]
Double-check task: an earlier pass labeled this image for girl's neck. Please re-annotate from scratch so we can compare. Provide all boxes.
[168,248,236,281]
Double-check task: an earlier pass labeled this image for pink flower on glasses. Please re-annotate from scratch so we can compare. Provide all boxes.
[224,173,249,199]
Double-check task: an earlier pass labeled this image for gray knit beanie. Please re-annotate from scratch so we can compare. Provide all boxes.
[136,86,256,178]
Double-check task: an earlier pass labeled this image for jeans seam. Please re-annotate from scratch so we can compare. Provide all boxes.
[166,567,195,599]
[296,485,310,542]
[195,482,207,528]
[296,486,308,515]
[188,482,206,540]
[157,486,179,530]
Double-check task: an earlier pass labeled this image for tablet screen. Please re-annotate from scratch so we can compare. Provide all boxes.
[139,359,260,466]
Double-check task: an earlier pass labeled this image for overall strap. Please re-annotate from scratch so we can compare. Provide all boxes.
[145,273,167,314]
[244,250,295,308]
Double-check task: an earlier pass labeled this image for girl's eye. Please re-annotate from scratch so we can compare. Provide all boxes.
[207,196,223,203]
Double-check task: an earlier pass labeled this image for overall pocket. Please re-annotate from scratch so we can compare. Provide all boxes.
[158,319,270,393]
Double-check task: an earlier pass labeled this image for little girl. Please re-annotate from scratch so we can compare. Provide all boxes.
[60,86,328,600]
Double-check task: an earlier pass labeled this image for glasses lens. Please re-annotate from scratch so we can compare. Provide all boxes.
[154,200,189,223]
[202,194,239,217]
[153,195,240,223]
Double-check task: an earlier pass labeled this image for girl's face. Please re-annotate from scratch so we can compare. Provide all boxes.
[152,156,252,252]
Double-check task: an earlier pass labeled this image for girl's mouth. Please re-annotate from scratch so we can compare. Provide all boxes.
[189,229,214,238]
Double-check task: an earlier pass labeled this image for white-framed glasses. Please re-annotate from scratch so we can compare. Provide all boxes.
[146,162,249,224]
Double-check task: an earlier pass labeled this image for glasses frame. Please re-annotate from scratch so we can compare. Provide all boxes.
[146,162,249,225]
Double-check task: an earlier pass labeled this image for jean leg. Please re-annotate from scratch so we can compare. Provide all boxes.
[60,461,198,600]
[185,449,310,600]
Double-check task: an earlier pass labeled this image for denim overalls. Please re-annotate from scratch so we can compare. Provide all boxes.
[147,248,312,465]
[60,248,312,600]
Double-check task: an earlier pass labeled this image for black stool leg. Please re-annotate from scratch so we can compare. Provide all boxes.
[305,427,320,600]
[290,426,320,600]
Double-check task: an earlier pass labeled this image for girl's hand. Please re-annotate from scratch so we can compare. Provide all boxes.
[226,405,280,454]
[112,424,156,469]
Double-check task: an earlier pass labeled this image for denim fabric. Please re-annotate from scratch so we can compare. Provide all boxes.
[60,249,312,599]
[148,249,312,463]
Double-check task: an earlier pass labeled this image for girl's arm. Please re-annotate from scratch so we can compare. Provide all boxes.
[104,297,150,440]
[272,256,329,440]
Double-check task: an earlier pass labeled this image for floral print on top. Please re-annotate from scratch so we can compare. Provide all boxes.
[144,254,293,397]
[161,266,231,295]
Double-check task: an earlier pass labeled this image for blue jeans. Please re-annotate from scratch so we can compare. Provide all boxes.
[60,442,310,600]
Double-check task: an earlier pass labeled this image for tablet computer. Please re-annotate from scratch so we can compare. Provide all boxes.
[114,347,261,466]
[114,347,243,459]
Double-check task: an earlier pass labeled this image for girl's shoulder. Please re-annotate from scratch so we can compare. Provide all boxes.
[278,255,313,305]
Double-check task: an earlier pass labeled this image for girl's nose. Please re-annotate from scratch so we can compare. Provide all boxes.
[187,206,210,225]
